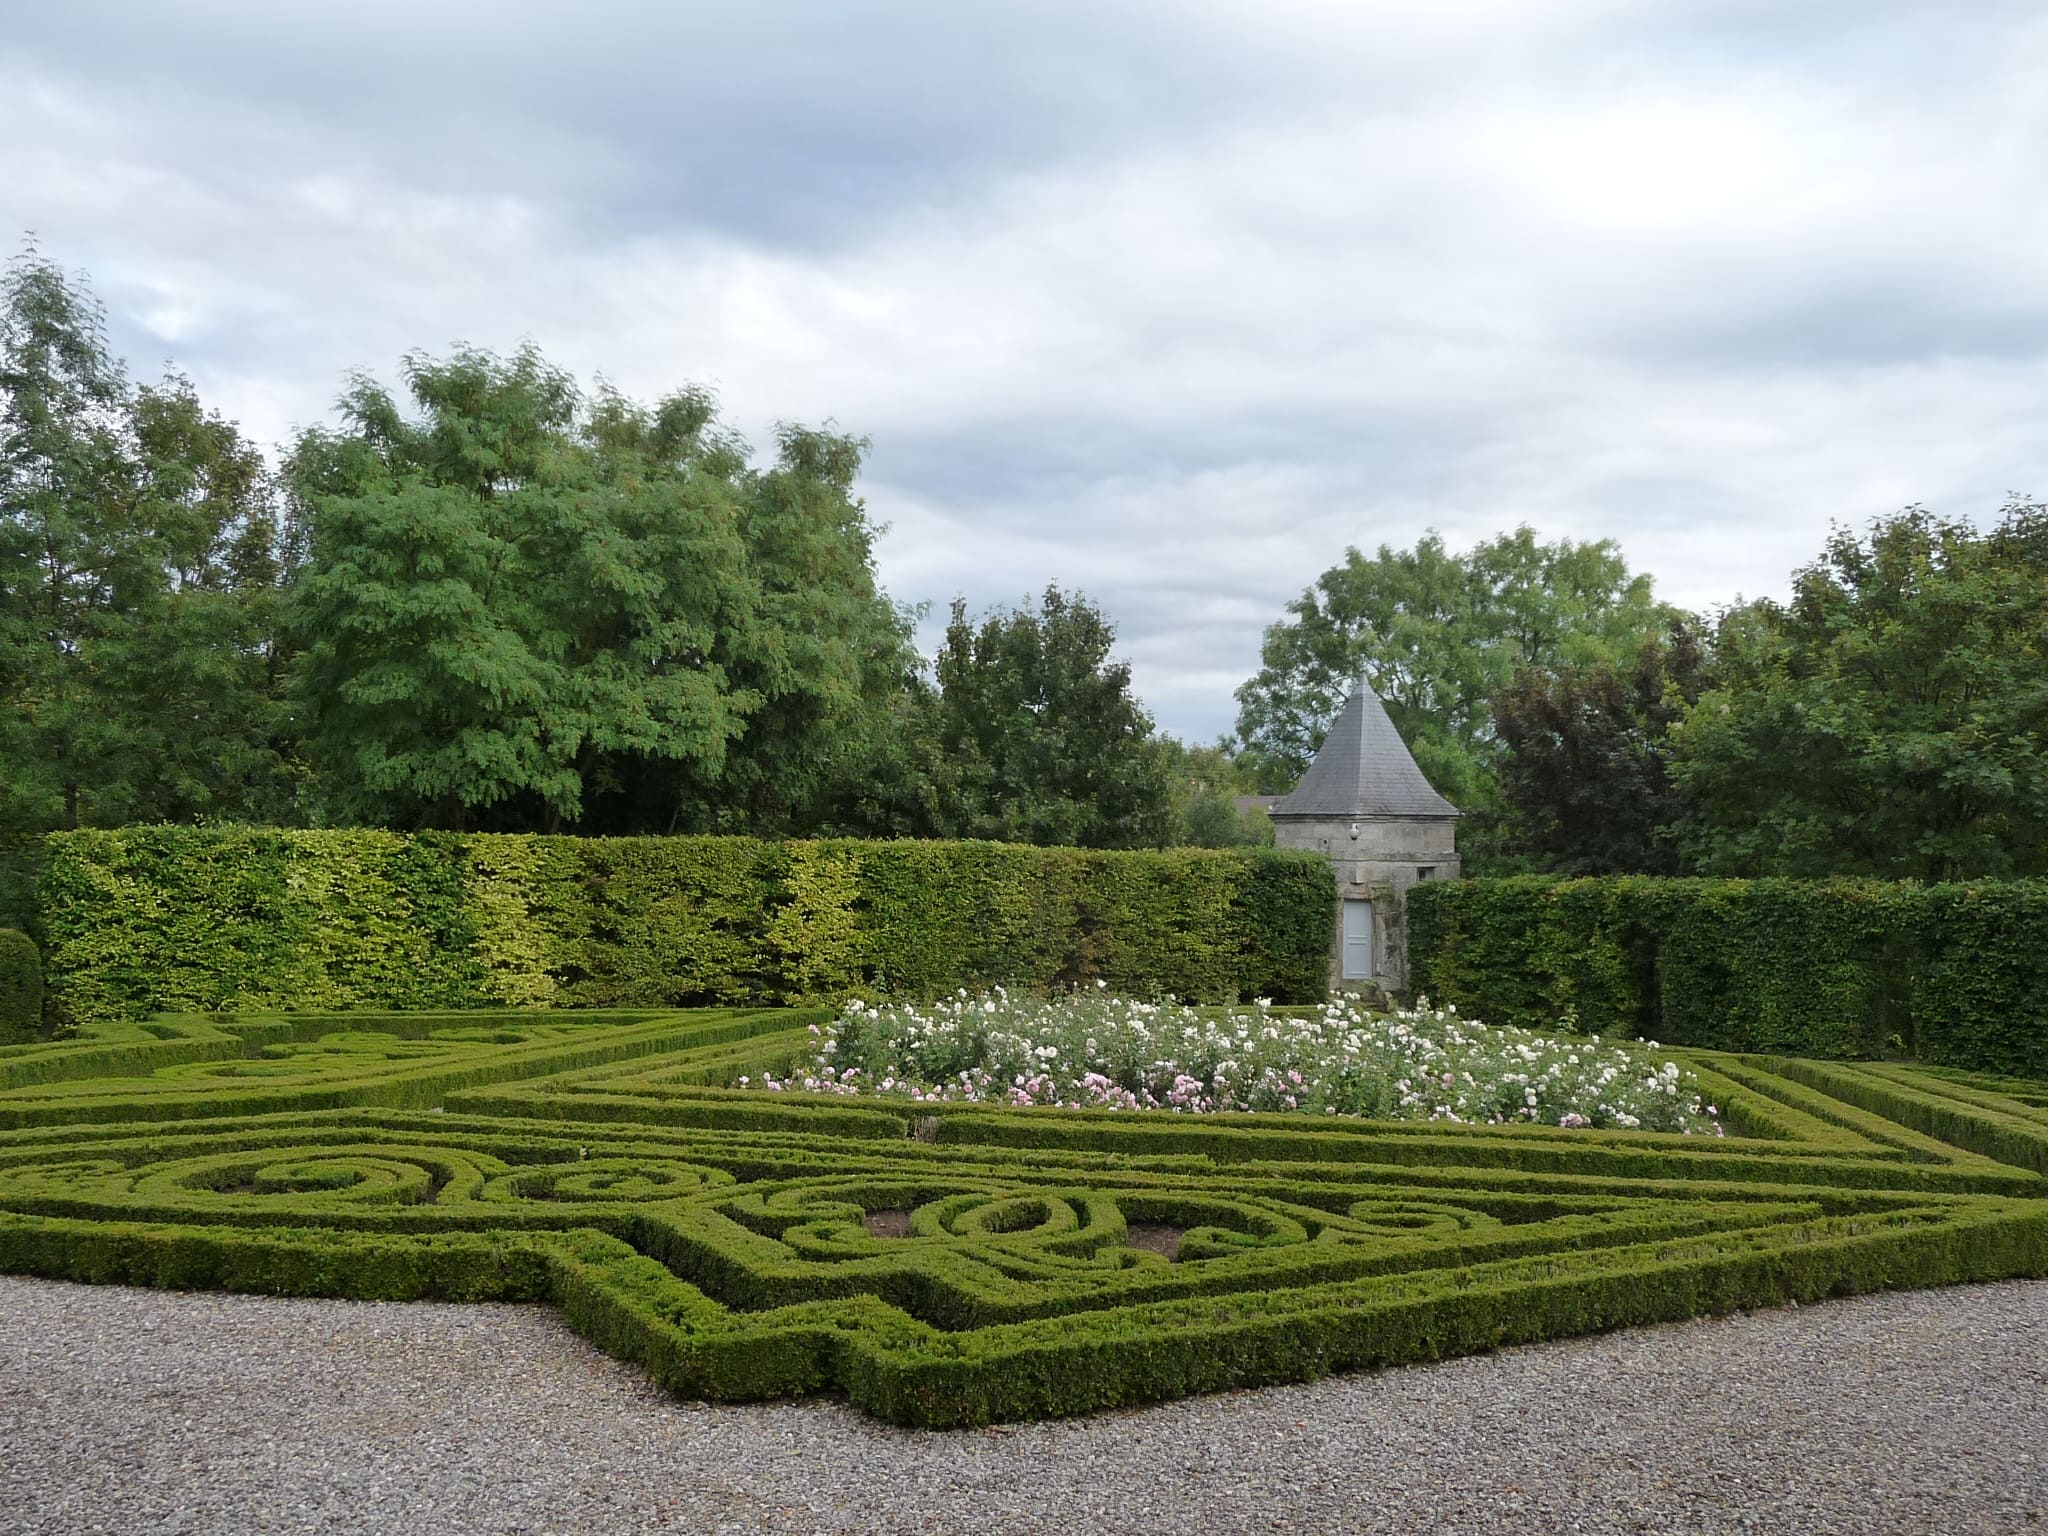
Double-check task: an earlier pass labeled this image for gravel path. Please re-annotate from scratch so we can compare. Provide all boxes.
[2,1275,2043,1535]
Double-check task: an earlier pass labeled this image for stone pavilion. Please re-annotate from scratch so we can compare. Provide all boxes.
[1266,681,1461,993]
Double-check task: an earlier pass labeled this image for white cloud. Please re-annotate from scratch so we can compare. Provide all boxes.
[4,2,2046,740]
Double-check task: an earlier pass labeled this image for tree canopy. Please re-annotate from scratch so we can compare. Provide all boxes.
[15,237,2048,880]
[286,347,913,833]
[1489,620,1712,875]
[888,586,1180,850]
[1670,505,2048,880]
[0,245,290,834]
[1233,526,1676,809]
[0,248,1194,852]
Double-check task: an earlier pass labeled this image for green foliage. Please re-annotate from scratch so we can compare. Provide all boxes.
[664,422,923,837]
[283,350,914,836]
[285,351,737,831]
[765,844,864,1006]
[0,1006,814,1128]
[1235,526,1678,806]
[38,827,478,1024]
[1909,883,2048,1081]
[887,586,1180,850]
[1490,620,1712,874]
[1164,740,1273,848]
[0,927,40,1040]
[1,244,292,836]
[461,833,573,1007]
[0,1006,2042,1424]
[827,838,1072,998]
[1411,877,2048,1076]
[564,836,790,1007]
[819,840,1328,1006]
[1232,845,1343,1002]
[36,828,1336,1022]
[0,834,44,937]
[1179,791,1270,847]
[1672,505,2048,880]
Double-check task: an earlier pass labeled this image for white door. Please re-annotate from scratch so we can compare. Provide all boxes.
[1341,899,1374,981]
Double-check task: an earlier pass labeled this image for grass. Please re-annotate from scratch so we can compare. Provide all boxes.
[1,1003,2044,1425]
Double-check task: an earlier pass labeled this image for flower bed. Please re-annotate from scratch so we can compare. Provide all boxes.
[748,987,1722,1134]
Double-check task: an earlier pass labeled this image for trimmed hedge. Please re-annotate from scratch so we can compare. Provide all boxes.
[9,1197,2041,1427]
[0,929,40,1042]
[0,835,43,939]
[1409,877,2046,1076]
[36,829,1336,1024]
[0,1004,2044,1424]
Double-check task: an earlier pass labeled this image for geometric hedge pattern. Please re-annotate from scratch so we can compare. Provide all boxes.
[2,1008,2045,1426]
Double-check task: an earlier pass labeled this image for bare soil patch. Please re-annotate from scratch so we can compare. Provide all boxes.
[1123,1221,1184,1260]
[863,1209,913,1237]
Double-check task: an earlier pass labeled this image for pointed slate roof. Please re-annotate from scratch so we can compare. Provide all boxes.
[1269,682,1460,820]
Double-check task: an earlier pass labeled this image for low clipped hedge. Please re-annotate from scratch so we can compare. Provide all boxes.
[1,1004,2044,1425]
[9,1197,2040,1428]
[36,829,1336,1023]
[1410,877,2048,1076]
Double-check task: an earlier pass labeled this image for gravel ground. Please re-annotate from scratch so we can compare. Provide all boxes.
[2,1274,2043,1536]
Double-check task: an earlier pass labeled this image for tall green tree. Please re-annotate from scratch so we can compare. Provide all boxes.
[585,420,920,835]
[1490,619,1712,874]
[1162,739,1272,848]
[0,246,290,832]
[286,346,911,832]
[1672,504,2048,880]
[900,585,1179,849]
[1234,527,1674,808]
[105,374,294,824]
[0,244,129,831]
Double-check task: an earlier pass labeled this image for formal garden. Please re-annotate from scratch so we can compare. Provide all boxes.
[1,827,2043,1427]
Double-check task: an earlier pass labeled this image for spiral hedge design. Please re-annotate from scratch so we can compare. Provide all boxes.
[3,1006,2046,1425]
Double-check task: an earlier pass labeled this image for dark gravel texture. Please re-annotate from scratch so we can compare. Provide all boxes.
[2,1274,2043,1535]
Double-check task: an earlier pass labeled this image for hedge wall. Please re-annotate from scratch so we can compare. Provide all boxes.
[1409,877,2047,1076]
[0,928,40,1042]
[0,834,44,940]
[37,829,1336,1023]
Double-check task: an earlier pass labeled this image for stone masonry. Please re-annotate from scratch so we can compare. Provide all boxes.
[1266,683,1461,994]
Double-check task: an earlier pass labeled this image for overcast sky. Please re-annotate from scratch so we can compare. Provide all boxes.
[6,1,2046,741]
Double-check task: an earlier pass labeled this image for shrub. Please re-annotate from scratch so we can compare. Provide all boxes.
[0,1004,2042,1425]
[0,928,41,1041]
[756,990,1721,1133]
[37,829,1336,1023]
[1410,877,2048,1076]
[1911,883,2048,1077]
[0,834,44,938]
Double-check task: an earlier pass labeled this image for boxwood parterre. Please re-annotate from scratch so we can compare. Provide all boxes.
[1,1005,2044,1426]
